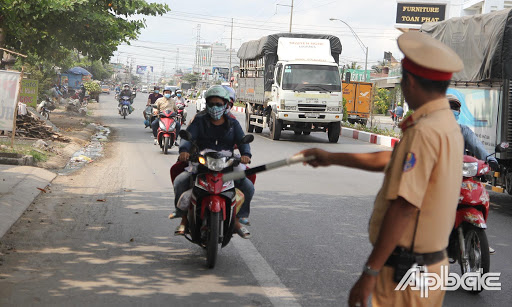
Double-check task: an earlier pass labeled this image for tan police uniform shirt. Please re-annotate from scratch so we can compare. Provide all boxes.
[155,97,178,113]
[369,98,464,254]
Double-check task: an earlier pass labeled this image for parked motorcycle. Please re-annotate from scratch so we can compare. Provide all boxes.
[119,96,131,119]
[177,130,254,268]
[157,109,178,154]
[447,142,509,293]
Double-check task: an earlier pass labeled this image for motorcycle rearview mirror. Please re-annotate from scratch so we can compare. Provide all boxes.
[241,134,254,144]
[495,142,510,153]
[179,130,192,141]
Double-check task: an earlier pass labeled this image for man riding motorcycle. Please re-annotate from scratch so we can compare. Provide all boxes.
[448,94,498,255]
[152,86,180,146]
[174,89,188,123]
[119,84,133,103]
[145,86,163,122]
[172,85,254,238]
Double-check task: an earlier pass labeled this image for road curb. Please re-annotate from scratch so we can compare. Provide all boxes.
[0,165,57,239]
[231,107,399,148]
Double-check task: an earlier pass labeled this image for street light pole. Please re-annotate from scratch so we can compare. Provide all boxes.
[329,18,369,82]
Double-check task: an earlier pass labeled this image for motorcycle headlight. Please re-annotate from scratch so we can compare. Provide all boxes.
[206,156,232,172]
[462,162,478,177]
[159,121,167,131]
[169,121,177,131]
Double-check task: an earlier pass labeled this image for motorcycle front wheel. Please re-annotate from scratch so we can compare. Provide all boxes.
[459,225,490,293]
[163,136,169,154]
[206,211,220,268]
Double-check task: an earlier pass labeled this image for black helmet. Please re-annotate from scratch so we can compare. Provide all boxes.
[154,86,160,90]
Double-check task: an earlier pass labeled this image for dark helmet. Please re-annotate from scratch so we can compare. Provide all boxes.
[446,94,461,110]
[154,85,160,90]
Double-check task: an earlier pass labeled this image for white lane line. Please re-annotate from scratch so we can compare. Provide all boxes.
[233,237,301,307]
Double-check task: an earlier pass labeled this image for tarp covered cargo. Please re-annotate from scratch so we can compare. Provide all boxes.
[237,33,342,92]
[420,9,512,82]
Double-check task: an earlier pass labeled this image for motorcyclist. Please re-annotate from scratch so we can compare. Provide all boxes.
[119,84,132,103]
[172,85,254,238]
[174,89,188,123]
[145,86,163,125]
[448,94,498,255]
[448,95,499,170]
[152,86,180,145]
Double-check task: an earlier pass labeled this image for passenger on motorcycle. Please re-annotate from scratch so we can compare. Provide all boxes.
[152,86,180,145]
[174,89,188,123]
[173,85,254,238]
[147,86,163,106]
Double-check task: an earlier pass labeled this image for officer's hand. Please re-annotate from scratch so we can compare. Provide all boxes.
[179,152,190,162]
[241,156,251,164]
[488,159,500,171]
[348,274,377,307]
[299,148,331,168]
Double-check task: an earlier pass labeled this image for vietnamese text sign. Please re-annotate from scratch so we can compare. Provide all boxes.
[396,3,446,25]
[19,79,39,108]
[0,70,21,131]
[344,69,371,82]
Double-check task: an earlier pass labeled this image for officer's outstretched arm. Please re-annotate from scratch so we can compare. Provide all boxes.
[301,149,392,172]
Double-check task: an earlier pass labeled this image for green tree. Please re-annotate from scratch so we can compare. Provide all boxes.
[182,73,200,86]
[373,88,391,114]
[0,0,170,63]
[349,62,362,70]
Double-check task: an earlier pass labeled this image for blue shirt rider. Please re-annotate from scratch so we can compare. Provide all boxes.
[447,95,499,170]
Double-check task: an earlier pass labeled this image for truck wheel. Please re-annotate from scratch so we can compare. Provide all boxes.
[245,110,254,133]
[328,122,341,143]
[270,112,282,140]
[302,131,311,135]
[294,130,301,135]
[255,126,263,133]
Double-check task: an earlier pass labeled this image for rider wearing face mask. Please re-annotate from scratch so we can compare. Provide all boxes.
[152,86,180,145]
[448,94,499,171]
[174,89,188,122]
[172,85,254,238]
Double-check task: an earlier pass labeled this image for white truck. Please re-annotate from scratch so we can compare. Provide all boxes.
[237,33,343,142]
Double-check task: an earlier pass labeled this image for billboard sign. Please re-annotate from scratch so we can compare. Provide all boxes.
[19,79,39,108]
[396,3,446,25]
[0,70,21,131]
[136,65,154,74]
[343,69,371,82]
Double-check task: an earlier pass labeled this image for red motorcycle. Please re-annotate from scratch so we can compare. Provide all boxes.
[157,110,178,154]
[174,130,254,268]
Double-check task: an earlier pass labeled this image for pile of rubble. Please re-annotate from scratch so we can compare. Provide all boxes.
[13,113,70,142]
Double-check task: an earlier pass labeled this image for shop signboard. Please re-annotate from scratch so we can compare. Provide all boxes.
[19,79,39,108]
[0,70,21,131]
[396,2,446,25]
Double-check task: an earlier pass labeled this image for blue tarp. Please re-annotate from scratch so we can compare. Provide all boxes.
[67,66,92,76]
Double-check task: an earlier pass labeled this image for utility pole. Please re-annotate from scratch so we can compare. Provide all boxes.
[276,0,294,33]
[176,48,180,73]
[228,18,234,84]
[194,24,201,73]
[289,0,294,33]
[161,57,166,82]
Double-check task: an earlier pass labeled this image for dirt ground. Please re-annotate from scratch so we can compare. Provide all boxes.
[1,102,105,171]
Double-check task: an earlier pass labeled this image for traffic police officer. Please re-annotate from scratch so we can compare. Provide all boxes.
[299,31,464,306]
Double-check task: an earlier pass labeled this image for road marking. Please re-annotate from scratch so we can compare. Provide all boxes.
[233,237,301,307]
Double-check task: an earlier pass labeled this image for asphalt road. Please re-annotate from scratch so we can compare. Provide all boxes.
[0,93,510,306]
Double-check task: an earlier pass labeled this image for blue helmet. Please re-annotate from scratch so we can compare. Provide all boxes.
[222,85,236,103]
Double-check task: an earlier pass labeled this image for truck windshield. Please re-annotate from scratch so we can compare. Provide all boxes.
[282,64,341,92]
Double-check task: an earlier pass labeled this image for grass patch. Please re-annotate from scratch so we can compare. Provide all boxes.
[0,141,51,162]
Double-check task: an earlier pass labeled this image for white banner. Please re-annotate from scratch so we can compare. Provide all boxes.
[0,70,21,131]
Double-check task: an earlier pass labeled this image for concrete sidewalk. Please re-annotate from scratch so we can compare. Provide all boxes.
[0,165,56,239]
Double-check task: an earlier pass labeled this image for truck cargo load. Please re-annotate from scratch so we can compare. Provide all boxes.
[421,9,512,195]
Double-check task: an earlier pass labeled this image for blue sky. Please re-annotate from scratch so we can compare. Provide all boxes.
[113,0,403,76]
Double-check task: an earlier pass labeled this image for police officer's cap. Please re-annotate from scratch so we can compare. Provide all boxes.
[398,32,463,81]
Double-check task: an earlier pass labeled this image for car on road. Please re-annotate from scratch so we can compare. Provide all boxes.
[196,90,207,112]
[101,85,110,94]
[141,86,148,93]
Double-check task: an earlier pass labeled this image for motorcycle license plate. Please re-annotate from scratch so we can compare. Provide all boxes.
[305,113,319,118]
